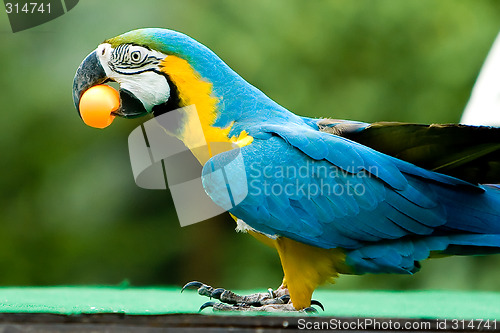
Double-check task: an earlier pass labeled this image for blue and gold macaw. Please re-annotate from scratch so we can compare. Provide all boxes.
[73,28,500,312]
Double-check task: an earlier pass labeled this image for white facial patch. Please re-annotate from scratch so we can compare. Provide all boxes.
[96,43,171,112]
[117,71,170,112]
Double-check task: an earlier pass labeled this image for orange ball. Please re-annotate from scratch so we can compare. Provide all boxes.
[79,85,120,129]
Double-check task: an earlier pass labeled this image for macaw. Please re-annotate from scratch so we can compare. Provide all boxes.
[72,28,500,312]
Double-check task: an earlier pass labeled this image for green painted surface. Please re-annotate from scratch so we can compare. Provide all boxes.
[0,287,498,319]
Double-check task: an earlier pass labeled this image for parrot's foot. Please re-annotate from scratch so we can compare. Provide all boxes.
[181,281,323,313]
[199,301,310,312]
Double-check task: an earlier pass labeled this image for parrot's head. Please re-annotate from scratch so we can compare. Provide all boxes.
[72,28,232,131]
[74,29,170,121]
[73,28,269,157]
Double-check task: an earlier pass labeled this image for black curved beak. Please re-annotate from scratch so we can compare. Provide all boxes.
[73,50,106,116]
[72,50,148,120]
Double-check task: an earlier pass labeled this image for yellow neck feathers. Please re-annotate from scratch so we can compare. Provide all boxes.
[159,56,252,164]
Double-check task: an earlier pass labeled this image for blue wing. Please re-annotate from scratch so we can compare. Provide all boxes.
[202,122,500,274]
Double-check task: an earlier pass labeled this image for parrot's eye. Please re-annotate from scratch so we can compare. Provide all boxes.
[130,51,142,63]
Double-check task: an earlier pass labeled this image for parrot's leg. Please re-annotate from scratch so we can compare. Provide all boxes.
[274,237,346,310]
[181,281,323,312]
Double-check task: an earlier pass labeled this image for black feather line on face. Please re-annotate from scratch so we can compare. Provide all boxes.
[108,44,163,74]
[152,73,181,116]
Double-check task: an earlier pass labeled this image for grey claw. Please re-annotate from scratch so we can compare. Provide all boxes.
[303,306,318,314]
[181,281,203,293]
[211,288,225,299]
[199,301,217,312]
[278,295,291,303]
[311,299,325,311]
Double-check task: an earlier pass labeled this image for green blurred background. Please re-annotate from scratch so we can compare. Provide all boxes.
[1,0,500,292]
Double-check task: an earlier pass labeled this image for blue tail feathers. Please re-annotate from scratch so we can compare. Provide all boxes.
[346,184,500,275]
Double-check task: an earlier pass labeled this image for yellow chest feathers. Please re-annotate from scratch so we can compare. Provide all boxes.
[159,56,252,164]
